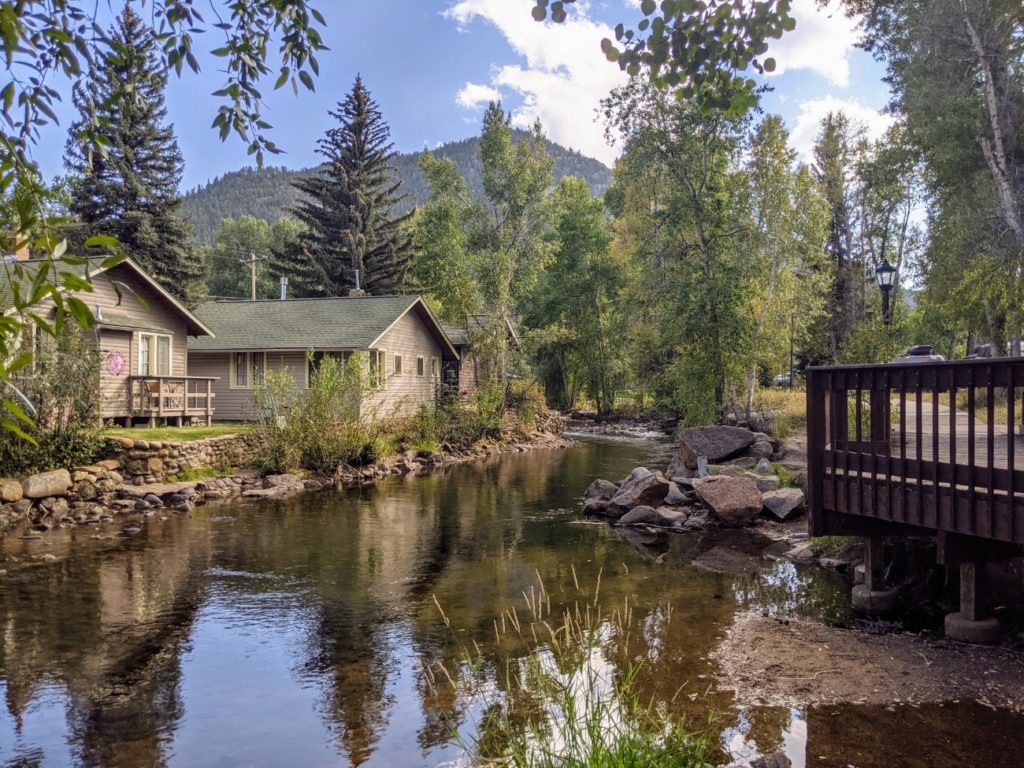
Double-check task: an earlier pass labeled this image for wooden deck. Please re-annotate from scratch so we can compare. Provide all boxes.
[807,358,1024,549]
[126,375,217,426]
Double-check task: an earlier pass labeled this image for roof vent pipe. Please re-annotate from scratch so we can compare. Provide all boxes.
[349,269,366,297]
[279,276,288,301]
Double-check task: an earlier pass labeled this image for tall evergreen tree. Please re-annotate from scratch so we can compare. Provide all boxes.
[287,76,414,296]
[64,6,204,304]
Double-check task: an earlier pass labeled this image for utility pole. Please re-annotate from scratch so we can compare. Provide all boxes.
[239,251,265,301]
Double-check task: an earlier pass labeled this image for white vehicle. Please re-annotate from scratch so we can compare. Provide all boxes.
[891,345,946,364]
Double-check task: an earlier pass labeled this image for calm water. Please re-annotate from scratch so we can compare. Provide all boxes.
[1,437,1021,767]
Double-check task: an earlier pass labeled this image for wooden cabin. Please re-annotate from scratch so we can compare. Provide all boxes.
[187,295,459,421]
[1,257,216,426]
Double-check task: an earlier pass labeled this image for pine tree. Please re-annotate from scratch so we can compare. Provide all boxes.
[287,76,414,296]
[65,6,204,304]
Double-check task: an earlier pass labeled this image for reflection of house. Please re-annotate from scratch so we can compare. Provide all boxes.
[1,257,216,426]
[188,295,459,421]
[441,315,518,394]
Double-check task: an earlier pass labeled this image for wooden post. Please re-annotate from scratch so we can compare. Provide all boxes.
[864,537,886,592]
[960,558,981,622]
[806,367,825,536]
[205,378,213,426]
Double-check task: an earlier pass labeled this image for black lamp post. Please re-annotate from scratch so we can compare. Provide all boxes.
[875,258,897,325]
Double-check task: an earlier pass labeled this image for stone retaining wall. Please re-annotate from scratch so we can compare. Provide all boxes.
[103,433,260,485]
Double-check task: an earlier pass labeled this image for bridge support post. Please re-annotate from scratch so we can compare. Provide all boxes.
[945,557,1001,644]
[851,536,900,613]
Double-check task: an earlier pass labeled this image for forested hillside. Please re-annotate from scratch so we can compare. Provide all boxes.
[181,130,612,242]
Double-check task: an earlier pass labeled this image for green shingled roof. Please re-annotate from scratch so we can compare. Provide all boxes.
[190,295,426,352]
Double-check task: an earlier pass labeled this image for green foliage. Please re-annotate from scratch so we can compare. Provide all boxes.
[0,324,103,475]
[207,215,305,299]
[64,7,204,304]
[526,177,626,413]
[286,76,414,296]
[533,0,794,115]
[250,352,380,474]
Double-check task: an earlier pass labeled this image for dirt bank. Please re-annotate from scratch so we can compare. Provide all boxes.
[714,612,1024,711]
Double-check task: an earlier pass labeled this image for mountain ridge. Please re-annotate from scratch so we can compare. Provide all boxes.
[181,130,614,243]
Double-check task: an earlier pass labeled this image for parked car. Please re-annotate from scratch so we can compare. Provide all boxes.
[772,372,793,387]
[891,344,946,364]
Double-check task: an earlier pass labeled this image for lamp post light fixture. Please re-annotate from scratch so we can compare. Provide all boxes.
[875,258,897,326]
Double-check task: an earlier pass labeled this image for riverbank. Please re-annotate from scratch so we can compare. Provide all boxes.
[0,420,573,538]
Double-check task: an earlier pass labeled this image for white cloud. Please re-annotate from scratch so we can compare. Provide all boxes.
[788,96,895,161]
[444,0,626,166]
[456,82,503,109]
[766,0,861,87]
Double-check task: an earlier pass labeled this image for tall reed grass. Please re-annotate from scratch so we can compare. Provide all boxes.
[425,570,714,768]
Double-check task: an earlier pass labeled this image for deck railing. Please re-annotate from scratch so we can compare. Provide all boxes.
[807,358,1024,546]
[128,375,217,425]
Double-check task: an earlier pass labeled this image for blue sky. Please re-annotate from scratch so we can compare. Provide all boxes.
[33,0,893,191]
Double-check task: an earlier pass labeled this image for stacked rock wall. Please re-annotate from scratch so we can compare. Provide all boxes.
[104,433,260,484]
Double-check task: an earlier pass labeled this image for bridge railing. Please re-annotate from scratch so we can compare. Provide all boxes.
[806,358,1024,546]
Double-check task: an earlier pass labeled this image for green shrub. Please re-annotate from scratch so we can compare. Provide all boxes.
[0,324,103,475]
[250,352,382,474]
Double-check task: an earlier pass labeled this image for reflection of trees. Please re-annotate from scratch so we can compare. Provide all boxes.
[0,517,210,766]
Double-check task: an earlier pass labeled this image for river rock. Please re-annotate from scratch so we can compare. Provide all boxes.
[264,473,305,489]
[583,498,617,516]
[749,440,774,461]
[656,506,687,526]
[746,472,780,492]
[617,505,660,526]
[692,475,763,527]
[753,458,774,474]
[678,426,756,469]
[762,488,806,521]
[584,479,619,502]
[609,471,670,510]
[0,478,23,503]
[21,469,72,499]
[664,481,688,506]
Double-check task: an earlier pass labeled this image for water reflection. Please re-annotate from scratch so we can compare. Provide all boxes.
[0,438,1021,767]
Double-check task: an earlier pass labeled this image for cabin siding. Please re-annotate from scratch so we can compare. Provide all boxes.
[98,329,132,418]
[365,310,443,418]
[188,351,307,422]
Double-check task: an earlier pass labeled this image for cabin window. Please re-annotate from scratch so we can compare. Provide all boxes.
[231,351,266,389]
[307,351,349,387]
[369,349,386,386]
[431,357,439,379]
[138,333,172,377]
[416,356,425,377]
[393,353,403,376]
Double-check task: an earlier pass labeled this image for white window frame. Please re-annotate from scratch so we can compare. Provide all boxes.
[416,356,425,377]
[138,332,173,377]
[393,352,403,376]
[430,356,439,380]
[230,351,266,389]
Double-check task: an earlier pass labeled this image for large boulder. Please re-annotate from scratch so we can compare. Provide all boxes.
[584,479,619,502]
[664,481,688,506]
[762,488,806,521]
[21,469,72,499]
[692,475,763,527]
[609,470,670,509]
[678,426,756,469]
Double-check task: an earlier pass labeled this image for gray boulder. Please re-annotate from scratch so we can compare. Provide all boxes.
[678,426,755,469]
[656,506,687,526]
[762,487,806,521]
[692,475,763,527]
[664,481,688,506]
[584,478,619,502]
[22,469,71,499]
[745,472,780,492]
[749,440,775,460]
[617,505,660,526]
[753,457,774,474]
[583,498,618,517]
[609,471,670,509]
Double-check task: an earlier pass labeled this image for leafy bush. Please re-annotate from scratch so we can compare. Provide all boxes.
[0,324,103,475]
[250,352,382,474]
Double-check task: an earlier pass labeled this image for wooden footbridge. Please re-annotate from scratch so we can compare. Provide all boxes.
[806,358,1024,641]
